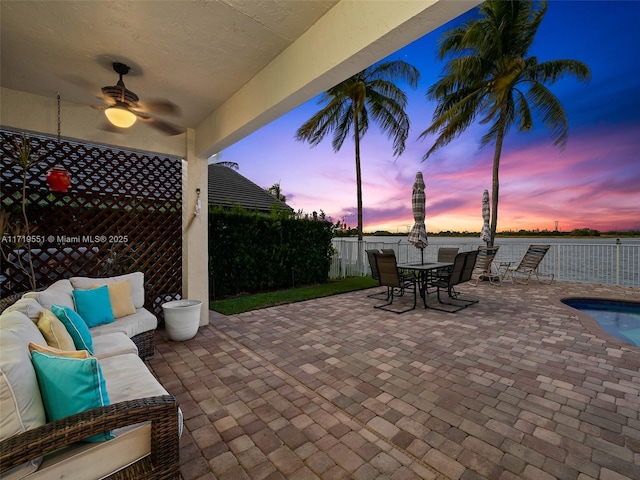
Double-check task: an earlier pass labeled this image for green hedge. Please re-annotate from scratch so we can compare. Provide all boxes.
[208,208,334,298]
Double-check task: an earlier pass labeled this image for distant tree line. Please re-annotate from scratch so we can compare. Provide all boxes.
[335,228,639,238]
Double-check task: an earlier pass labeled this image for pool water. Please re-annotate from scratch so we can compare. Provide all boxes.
[562,298,640,346]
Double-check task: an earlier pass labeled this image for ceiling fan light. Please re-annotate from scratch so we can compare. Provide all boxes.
[105,106,137,128]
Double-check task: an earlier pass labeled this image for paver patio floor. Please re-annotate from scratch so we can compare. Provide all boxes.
[148,281,640,480]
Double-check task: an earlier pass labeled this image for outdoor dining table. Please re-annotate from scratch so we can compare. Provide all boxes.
[397,261,453,308]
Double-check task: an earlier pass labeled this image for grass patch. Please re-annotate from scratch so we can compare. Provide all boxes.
[210,276,378,315]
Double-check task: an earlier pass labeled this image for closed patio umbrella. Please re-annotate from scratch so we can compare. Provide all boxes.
[408,172,428,264]
[480,189,491,245]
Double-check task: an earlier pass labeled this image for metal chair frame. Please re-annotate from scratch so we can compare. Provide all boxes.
[429,250,480,312]
[429,247,460,294]
[366,248,397,299]
[372,252,417,313]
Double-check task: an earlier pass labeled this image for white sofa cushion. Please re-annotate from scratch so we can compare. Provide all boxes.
[0,310,47,479]
[99,352,183,439]
[3,297,44,323]
[92,332,138,359]
[23,279,75,311]
[99,353,169,402]
[70,272,145,309]
[89,308,157,340]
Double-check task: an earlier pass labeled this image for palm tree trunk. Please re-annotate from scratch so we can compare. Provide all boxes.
[354,114,363,242]
[490,109,508,247]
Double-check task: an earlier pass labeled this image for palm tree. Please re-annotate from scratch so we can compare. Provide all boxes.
[420,0,590,246]
[267,182,286,202]
[296,60,419,241]
[208,151,239,170]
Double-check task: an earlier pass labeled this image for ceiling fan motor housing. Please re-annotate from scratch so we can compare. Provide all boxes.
[102,62,139,106]
[101,85,139,106]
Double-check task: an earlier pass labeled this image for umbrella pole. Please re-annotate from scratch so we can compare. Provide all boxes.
[421,248,424,265]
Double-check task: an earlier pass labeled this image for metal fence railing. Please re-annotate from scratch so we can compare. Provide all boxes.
[330,239,640,287]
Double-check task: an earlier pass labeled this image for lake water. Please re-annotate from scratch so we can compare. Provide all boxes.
[349,235,640,246]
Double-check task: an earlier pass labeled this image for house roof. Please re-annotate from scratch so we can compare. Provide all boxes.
[208,164,292,213]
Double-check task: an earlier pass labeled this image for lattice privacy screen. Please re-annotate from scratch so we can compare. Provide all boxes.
[1,128,182,320]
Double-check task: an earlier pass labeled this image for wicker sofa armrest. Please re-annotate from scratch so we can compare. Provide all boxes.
[0,395,179,479]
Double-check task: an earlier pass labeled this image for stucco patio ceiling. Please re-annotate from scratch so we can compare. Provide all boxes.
[1,0,479,157]
[1,0,339,130]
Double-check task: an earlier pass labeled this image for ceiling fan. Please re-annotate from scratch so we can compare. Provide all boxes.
[96,62,183,136]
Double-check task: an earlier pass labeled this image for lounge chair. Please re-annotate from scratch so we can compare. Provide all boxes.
[373,252,417,313]
[470,245,501,286]
[501,244,554,284]
[429,250,479,312]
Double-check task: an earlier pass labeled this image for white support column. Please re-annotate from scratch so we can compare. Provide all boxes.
[183,128,209,326]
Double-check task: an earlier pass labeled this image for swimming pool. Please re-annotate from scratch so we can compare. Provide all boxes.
[562,298,640,347]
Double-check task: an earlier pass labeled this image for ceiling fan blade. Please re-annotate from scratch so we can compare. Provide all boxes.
[138,115,184,136]
[59,75,102,98]
[137,98,181,116]
[100,92,118,106]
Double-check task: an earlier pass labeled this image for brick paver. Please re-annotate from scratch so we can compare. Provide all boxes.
[148,281,640,479]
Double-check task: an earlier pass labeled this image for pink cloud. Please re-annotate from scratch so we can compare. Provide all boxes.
[227,109,639,233]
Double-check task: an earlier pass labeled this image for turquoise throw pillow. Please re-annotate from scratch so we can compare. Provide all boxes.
[51,304,94,354]
[72,285,115,328]
[31,350,114,442]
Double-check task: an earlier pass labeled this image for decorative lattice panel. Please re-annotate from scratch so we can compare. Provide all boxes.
[1,128,182,320]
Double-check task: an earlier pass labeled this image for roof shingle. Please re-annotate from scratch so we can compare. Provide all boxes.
[207,164,292,214]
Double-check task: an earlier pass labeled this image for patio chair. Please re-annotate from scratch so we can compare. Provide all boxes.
[420,247,460,294]
[437,247,459,263]
[373,252,417,313]
[470,245,501,286]
[501,244,554,284]
[429,250,479,312]
[366,248,396,299]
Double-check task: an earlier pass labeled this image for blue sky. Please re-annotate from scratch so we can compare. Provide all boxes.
[224,1,640,233]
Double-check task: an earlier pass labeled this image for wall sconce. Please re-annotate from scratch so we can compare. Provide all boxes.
[194,188,202,217]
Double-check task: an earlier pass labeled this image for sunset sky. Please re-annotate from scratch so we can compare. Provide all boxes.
[224,1,640,234]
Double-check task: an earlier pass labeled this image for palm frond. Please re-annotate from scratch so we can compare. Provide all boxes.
[514,88,533,132]
[527,83,568,147]
[528,59,591,85]
[368,60,420,88]
[295,95,346,148]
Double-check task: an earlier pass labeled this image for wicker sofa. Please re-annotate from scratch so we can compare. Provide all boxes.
[24,272,156,359]
[0,273,180,479]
